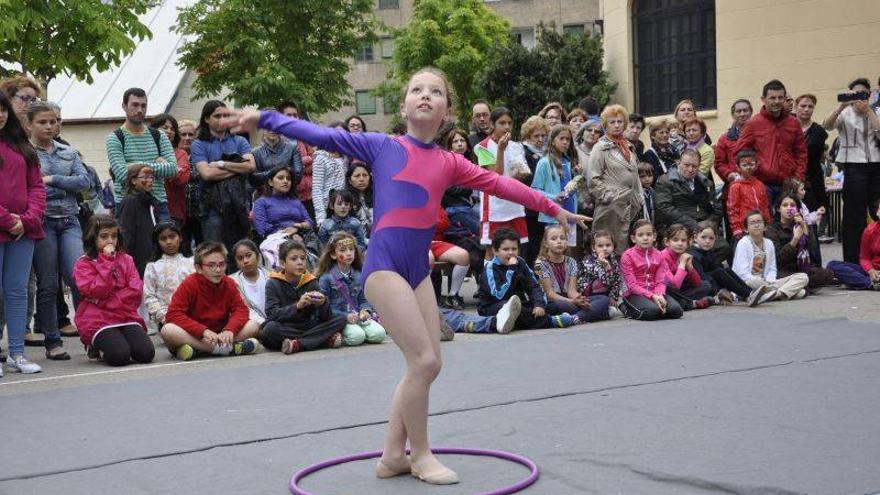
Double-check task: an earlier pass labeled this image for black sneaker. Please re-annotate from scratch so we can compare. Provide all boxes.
[0,345,6,363]
[449,295,465,310]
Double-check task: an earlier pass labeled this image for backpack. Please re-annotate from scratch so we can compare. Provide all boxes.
[114,127,162,154]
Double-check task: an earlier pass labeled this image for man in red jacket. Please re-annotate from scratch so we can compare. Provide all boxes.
[734,79,807,206]
[160,241,262,360]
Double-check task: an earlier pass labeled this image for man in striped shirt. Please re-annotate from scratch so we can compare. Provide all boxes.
[105,87,178,221]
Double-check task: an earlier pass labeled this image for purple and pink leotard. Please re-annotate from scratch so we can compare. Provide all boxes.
[259,111,561,289]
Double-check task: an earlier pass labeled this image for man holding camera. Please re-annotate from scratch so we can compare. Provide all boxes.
[823,78,880,264]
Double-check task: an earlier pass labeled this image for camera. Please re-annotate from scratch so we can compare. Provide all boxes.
[837,92,869,103]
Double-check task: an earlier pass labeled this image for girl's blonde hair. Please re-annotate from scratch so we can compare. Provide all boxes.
[401,66,453,110]
[315,231,363,278]
[546,124,574,180]
[536,224,568,263]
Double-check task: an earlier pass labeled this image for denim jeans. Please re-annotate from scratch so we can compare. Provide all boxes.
[439,308,494,333]
[154,201,170,223]
[445,206,479,237]
[0,238,36,355]
[33,216,83,349]
[200,208,224,243]
[546,295,611,322]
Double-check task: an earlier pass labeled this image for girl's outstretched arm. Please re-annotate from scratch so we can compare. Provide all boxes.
[222,110,386,166]
[450,153,591,230]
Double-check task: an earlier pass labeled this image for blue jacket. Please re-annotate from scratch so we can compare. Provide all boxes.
[531,155,575,224]
[317,265,372,317]
[35,141,90,218]
[252,194,313,237]
[318,215,368,251]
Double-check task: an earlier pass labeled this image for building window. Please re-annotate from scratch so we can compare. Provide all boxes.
[378,0,398,9]
[632,0,716,116]
[355,42,374,63]
[383,95,398,115]
[356,91,377,115]
[563,24,585,37]
[510,27,535,49]
[380,37,395,59]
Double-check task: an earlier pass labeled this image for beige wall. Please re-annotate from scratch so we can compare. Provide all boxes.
[323,0,602,130]
[60,121,123,180]
[603,0,880,143]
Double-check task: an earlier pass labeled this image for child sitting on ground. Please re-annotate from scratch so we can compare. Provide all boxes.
[638,163,656,224]
[732,210,809,301]
[317,188,368,252]
[577,229,625,319]
[142,222,194,334]
[316,232,386,346]
[782,177,825,266]
[687,221,771,306]
[535,224,609,323]
[620,220,684,320]
[73,214,156,366]
[261,239,347,353]
[476,228,577,333]
[828,198,880,290]
[231,239,270,324]
[660,224,721,310]
[161,241,263,360]
[726,149,770,244]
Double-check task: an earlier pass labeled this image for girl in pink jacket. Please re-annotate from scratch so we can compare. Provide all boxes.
[660,224,721,311]
[620,220,683,320]
[73,214,155,366]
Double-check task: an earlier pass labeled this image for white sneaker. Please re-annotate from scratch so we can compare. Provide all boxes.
[211,344,233,356]
[6,355,42,374]
[0,363,4,378]
[608,306,624,319]
[495,295,521,334]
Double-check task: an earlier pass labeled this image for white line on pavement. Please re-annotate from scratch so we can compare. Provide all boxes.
[0,360,203,386]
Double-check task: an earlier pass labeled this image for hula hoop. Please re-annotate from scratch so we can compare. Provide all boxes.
[289,447,539,495]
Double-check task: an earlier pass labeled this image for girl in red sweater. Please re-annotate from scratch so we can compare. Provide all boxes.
[73,214,155,366]
[660,224,723,310]
[619,220,683,321]
[161,241,262,360]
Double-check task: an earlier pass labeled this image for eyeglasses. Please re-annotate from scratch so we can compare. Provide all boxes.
[14,94,40,104]
[201,261,227,269]
[136,175,154,181]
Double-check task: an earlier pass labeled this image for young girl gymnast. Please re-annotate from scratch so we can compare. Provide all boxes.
[222,67,588,485]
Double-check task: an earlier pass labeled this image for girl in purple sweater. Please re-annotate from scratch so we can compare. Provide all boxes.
[223,67,590,485]
[0,91,46,375]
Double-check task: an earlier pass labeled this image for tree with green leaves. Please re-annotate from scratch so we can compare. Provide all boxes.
[176,0,377,115]
[477,24,617,121]
[378,0,511,126]
[0,0,153,88]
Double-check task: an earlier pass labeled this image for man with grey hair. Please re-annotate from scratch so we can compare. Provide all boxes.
[655,148,724,248]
